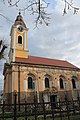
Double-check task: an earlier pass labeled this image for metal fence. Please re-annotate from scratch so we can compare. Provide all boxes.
[0,93,80,120]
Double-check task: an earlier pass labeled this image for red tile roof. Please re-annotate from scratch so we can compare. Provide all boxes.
[15,56,78,69]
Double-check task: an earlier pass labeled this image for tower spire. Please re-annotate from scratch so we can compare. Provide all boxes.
[9,13,29,62]
[19,11,21,16]
[13,12,27,28]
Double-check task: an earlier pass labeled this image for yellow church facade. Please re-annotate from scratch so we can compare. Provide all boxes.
[3,13,80,103]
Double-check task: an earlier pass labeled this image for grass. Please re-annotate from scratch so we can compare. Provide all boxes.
[1,115,80,120]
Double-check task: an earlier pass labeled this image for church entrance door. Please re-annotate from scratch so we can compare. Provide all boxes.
[50,95,57,107]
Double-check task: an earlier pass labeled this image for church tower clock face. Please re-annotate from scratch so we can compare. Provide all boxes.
[17,26,23,32]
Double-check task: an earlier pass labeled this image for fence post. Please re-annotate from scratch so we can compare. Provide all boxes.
[2,100,5,120]
[42,93,46,120]
[59,99,62,120]
[50,95,54,120]
[65,96,70,120]
[25,100,27,120]
[14,92,17,120]
[72,98,75,114]
[34,91,37,120]
[77,92,80,114]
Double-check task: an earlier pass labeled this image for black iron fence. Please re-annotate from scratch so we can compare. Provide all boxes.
[0,92,80,120]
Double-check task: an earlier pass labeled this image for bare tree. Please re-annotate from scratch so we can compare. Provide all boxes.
[1,0,51,27]
[0,0,79,27]
[0,40,7,60]
[19,0,51,27]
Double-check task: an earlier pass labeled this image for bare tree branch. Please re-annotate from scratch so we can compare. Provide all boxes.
[1,0,21,7]
[0,40,7,60]
[63,0,79,15]
[20,0,50,27]
[8,0,21,7]
[0,40,2,48]
[0,13,13,23]
[1,0,80,27]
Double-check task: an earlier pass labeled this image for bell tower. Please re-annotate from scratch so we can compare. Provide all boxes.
[9,12,28,62]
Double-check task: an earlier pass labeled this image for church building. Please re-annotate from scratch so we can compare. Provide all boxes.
[3,13,80,103]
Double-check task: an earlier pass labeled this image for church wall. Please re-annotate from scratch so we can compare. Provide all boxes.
[13,66,18,92]
[20,68,24,92]
[4,75,8,93]
[4,63,80,103]
[15,50,28,58]
[9,73,12,93]
[4,68,10,93]
[8,64,79,102]
[21,65,80,90]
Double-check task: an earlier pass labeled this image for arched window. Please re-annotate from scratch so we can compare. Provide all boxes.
[72,79,76,89]
[18,36,22,44]
[45,78,49,88]
[28,77,33,89]
[60,78,64,89]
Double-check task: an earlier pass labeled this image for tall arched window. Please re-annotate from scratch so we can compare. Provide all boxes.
[28,77,33,89]
[72,79,76,89]
[60,78,64,89]
[18,36,22,44]
[45,78,50,88]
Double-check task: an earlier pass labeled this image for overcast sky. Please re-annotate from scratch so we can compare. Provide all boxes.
[0,0,80,90]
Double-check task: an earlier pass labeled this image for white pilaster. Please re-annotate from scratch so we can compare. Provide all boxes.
[35,80,37,91]
[43,79,45,90]
[13,30,16,62]
[24,80,27,91]
[50,80,52,88]
[58,80,60,91]
[35,80,39,103]
[12,66,14,92]
[24,32,28,50]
